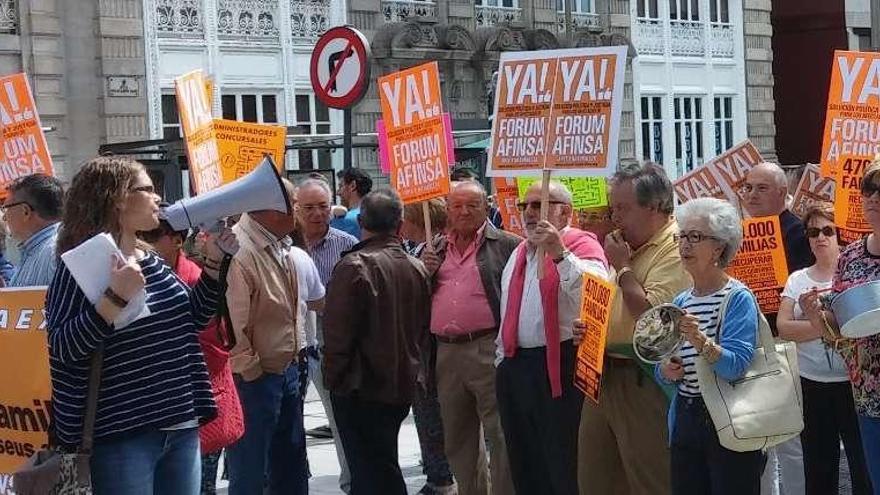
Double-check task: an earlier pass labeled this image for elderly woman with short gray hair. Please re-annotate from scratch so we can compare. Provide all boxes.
[656,197,764,495]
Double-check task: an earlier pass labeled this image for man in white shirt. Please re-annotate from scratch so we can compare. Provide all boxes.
[495,181,609,494]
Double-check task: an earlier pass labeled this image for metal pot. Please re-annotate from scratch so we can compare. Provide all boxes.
[830,281,880,338]
[633,304,686,363]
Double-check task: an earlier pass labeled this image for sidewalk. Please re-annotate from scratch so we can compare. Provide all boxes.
[216,384,427,494]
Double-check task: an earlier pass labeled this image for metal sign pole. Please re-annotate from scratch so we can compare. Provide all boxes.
[344,108,352,170]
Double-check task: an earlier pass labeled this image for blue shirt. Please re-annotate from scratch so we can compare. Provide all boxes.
[10,222,59,287]
[0,253,14,284]
[306,227,358,286]
[330,207,361,240]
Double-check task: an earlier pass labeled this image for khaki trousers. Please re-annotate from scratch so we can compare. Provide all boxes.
[578,359,671,495]
[436,336,513,495]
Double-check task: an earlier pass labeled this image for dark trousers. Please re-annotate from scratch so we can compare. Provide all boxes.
[331,392,410,495]
[801,377,873,495]
[671,395,766,495]
[496,343,583,495]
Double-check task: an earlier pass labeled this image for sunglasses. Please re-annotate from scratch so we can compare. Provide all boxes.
[515,200,567,212]
[806,226,836,238]
[862,181,880,198]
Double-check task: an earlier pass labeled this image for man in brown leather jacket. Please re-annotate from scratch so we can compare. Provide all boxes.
[323,187,432,495]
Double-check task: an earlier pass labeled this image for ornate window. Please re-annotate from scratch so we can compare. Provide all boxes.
[161,94,184,140]
[673,96,704,174]
[293,94,332,170]
[217,0,281,40]
[476,0,522,27]
[290,0,330,43]
[714,96,734,155]
[557,0,599,32]
[640,96,664,164]
[221,93,280,123]
[156,0,204,38]
[669,0,704,57]
[709,0,733,58]
[382,0,437,23]
[0,0,17,34]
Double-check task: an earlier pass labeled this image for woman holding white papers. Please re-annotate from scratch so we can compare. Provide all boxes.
[46,156,237,495]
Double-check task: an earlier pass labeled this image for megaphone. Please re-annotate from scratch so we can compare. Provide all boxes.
[161,156,290,231]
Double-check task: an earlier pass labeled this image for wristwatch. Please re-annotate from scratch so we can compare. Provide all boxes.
[615,266,633,285]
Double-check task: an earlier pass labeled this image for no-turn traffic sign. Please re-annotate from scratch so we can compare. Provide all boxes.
[310,26,371,109]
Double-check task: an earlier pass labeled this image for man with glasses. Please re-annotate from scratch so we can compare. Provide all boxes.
[419,180,519,495]
[1,174,63,287]
[295,177,358,494]
[495,180,608,494]
[578,162,690,495]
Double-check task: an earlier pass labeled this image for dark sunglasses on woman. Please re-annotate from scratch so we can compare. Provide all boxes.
[805,226,836,238]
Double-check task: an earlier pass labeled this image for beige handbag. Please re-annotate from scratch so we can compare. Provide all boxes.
[695,288,804,452]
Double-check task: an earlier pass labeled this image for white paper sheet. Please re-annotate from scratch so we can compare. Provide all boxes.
[60,233,150,328]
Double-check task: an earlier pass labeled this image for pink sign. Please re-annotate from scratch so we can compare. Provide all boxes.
[378,113,455,175]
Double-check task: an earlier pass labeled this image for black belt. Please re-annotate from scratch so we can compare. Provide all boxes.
[435,328,497,344]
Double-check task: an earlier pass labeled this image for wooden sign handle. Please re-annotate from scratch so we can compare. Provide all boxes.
[422,201,434,252]
[537,169,551,279]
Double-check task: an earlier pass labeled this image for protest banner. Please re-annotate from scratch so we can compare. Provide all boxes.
[377,113,455,175]
[0,287,51,478]
[834,156,871,244]
[175,70,221,194]
[492,177,525,238]
[378,61,451,204]
[515,176,607,209]
[0,73,54,202]
[725,217,789,313]
[574,273,616,404]
[487,46,626,177]
[214,120,286,184]
[820,51,880,178]
[673,140,764,205]
[790,164,835,218]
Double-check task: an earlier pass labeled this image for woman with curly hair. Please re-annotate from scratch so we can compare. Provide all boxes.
[47,156,237,494]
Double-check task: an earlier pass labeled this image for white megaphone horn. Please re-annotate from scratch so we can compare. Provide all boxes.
[160,156,290,231]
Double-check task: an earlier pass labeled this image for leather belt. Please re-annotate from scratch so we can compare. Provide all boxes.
[435,328,497,344]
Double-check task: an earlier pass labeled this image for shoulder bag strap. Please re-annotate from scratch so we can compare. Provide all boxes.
[713,286,777,357]
[711,286,737,343]
[79,349,104,455]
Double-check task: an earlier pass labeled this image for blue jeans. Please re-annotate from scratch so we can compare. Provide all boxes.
[858,415,880,495]
[226,365,308,495]
[90,427,201,495]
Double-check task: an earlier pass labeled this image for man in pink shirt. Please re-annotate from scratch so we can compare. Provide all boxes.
[421,180,520,495]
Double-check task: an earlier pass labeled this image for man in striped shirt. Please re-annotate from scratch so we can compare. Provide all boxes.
[2,174,63,287]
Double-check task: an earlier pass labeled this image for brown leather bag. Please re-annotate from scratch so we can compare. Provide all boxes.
[13,351,102,495]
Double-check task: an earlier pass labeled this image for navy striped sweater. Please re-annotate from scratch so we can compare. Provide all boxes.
[47,252,219,448]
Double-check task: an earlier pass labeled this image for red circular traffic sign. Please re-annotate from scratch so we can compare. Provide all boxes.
[310,26,371,110]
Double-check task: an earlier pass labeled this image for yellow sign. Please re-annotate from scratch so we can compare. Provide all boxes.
[0,287,51,475]
[215,120,286,184]
[175,70,221,194]
[516,177,607,209]
[575,273,616,404]
[726,217,789,313]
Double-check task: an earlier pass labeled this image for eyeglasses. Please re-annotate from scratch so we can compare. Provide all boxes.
[129,185,155,194]
[0,201,29,213]
[862,181,880,198]
[515,200,567,212]
[739,184,773,195]
[806,226,837,238]
[674,231,720,244]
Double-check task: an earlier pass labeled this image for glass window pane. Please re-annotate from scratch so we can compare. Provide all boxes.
[714,97,721,119]
[653,122,663,162]
[675,122,682,158]
[684,98,692,119]
[316,99,330,122]
[221,95,236,120]
[262,95,277,123]
[242,95,257,122]
[652,97,662,119]
[725,121,733,149]
[163,125,179,141]
[674,98,681,119]
[721,0,729,22]
[680,0,688,20]
[650,0,658,17]
[715,122,722,155]
[297,124,311,136]
[696,123,704,159]
[669,0,677,19]
[317,125,330,135]
[641,97,649,117]
[691,0,698,20]
[162,95,179,125]
[296,95,311,124]
[638,0,645,17]
[298,150,314,170]
[642,123,651,160]
[724,97,732,117]
[695,98,702,119]
[318,150,332,168]
[710,0,717,22]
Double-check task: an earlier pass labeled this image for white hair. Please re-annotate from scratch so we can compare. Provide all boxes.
[297,178,333,202]
[674,198,743,268]
[526,180,573,205]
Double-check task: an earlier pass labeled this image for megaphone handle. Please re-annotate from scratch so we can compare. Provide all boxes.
[215,254,238,351]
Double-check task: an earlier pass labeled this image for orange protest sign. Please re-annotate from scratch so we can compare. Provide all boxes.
[726,217,789,313]
[820,51,880,178]
[378,62,450,204]
[0,288,51,475]
[574,273,616,404]
[0,73,54,202]
[673,140,764,205]
[790,164,835,218]
[487,47,627,177]
[834,156,871,244]
[175,70,221,194]
[214,120,286,184]
[492,177,525,237]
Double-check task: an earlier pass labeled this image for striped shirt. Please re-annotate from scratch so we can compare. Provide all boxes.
[47,252,219,448]
[306,227,358,286]
[10,222,59,287]
[676,280,735,397]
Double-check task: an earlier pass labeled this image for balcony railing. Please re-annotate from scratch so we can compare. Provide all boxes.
[557,11,600,33]
[290,0,330,43]
[217,0,280,40]
[475,5,522,27]
[382,0,437,23]
[156,0,204,38]
[0,0,16,34]
[634,17,734,58]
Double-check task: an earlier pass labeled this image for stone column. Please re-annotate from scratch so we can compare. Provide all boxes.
[743,0,777,162]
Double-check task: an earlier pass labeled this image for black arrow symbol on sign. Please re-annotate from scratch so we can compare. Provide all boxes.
[325,42,355,94]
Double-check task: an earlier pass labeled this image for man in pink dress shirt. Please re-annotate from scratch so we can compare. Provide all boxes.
[421,180,521,495]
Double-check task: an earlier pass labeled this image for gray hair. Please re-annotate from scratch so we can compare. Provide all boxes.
[359,188,403,235]
[297,178,333,202]
[611,162,674,215]
[752,162,787,189]
[674,197,743,268]
[524,180,573,205]
[451,180,488,203]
